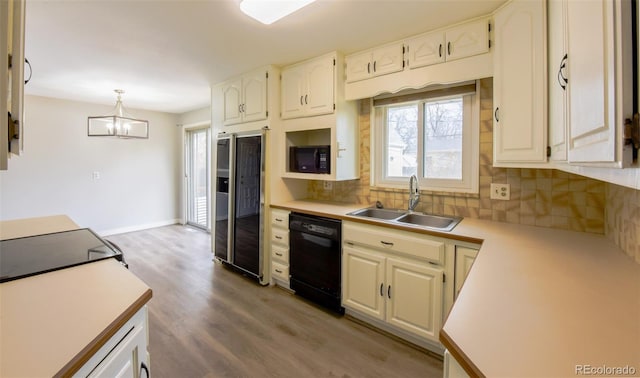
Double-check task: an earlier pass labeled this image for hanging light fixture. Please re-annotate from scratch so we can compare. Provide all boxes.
[88,89,149,139]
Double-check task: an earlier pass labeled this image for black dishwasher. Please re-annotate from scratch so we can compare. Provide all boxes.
[289,213,343,314]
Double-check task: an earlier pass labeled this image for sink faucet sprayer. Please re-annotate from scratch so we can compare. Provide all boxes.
[408,174,420,212]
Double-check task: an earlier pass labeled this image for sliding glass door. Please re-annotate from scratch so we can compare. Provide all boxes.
[185,128,210,229]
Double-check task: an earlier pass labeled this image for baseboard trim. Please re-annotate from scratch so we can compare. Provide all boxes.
[98,219,181,236]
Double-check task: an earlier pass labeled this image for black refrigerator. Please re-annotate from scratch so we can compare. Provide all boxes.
[214,130,267,284]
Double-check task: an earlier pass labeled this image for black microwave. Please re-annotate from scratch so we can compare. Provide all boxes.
[290,145,330,174]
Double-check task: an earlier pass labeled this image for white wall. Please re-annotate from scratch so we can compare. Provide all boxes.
[178,105,211,127]
[0,95,182,235]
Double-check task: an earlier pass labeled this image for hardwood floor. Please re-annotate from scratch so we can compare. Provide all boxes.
[108,225,444,377]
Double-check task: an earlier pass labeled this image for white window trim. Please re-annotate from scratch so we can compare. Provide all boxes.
[371,85,480,194]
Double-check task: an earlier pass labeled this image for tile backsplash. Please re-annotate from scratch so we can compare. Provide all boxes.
[606,183,640,263]
[308,78,607,234]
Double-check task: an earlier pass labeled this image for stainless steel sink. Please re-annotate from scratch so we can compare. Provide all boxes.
[347,207,406,220]
[395,213,462,232]
[346,207,462,231]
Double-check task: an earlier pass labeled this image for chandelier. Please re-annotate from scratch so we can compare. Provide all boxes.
[87,90,149,139]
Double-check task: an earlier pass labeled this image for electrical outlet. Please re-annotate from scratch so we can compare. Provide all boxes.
[490,183,510,200]
[323,181,333,190]
[92,171,100,181]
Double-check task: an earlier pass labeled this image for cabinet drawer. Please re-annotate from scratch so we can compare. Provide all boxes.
[272,261,289,282]
[271,209,290,228]
[343,222,445,264]
[271,228,289,246]
[271,245,289,263]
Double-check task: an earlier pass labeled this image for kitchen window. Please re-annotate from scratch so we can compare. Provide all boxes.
[373,83,479,193]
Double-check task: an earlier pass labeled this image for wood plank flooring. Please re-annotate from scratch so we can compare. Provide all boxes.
[108,225,443,377]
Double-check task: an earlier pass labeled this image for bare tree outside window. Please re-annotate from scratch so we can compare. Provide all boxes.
[424,98,463,179]
[386,104,418,177]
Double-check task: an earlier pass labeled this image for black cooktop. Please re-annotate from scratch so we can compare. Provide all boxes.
[0,228,122,283]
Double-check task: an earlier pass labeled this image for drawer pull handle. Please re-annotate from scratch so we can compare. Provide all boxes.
[275,269,283,274]
[275,236,282,240]
[275,252,283,257]
[275,218,283,222]
[380,241,394,247]
[379,283,384,296]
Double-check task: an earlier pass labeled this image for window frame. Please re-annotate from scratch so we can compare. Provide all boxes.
[372,86,480,194]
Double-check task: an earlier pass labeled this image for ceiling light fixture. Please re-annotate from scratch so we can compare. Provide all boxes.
[88,90,149,139]
[239,0,316,25]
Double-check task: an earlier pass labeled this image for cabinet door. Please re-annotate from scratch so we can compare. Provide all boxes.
[385,257,443,343]
[242,70,268,123]
[493,0,547,163]
[371,43,405,77]
[445,19,489,61]
[89,325,147,378]
[342,245,385,321]
[547,0,567,162]
[345,50,372,83]
[281,65,306,119]
[454,247,478,299]
[406,32,446,69]
[566,0,615,163]
[306,56,334,116]
[222,79,243,126]
[1,0,10,170]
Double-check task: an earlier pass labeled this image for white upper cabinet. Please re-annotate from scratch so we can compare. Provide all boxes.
[444,19,490,62]
[345,42,405,83]
[547,0,634,169]
[406,32,446,68]
[281,54,334,119]
[222,69,268,126]
[493,0,548,165]
[406,18,489,70]
[547,0,568,162]
[1,0,26,171]
[566,0,619,164]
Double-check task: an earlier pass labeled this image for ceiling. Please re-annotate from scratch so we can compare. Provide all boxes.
[24,0,506,114]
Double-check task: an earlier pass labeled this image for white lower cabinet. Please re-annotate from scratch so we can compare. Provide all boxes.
[454,246,478,299]
[342,222,445,345]
[74,306,149,378]
[270,209,290,287]
[443,349,470,378]
[385,256,444,342]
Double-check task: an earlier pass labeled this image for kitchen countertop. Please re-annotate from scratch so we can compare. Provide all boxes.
[272,200,640,377]
[0,215,152,377]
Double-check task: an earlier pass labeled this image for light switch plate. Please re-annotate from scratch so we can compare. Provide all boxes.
[490,183,510,200]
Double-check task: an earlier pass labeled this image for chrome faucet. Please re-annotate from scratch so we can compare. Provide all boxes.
[408,174,420,212]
